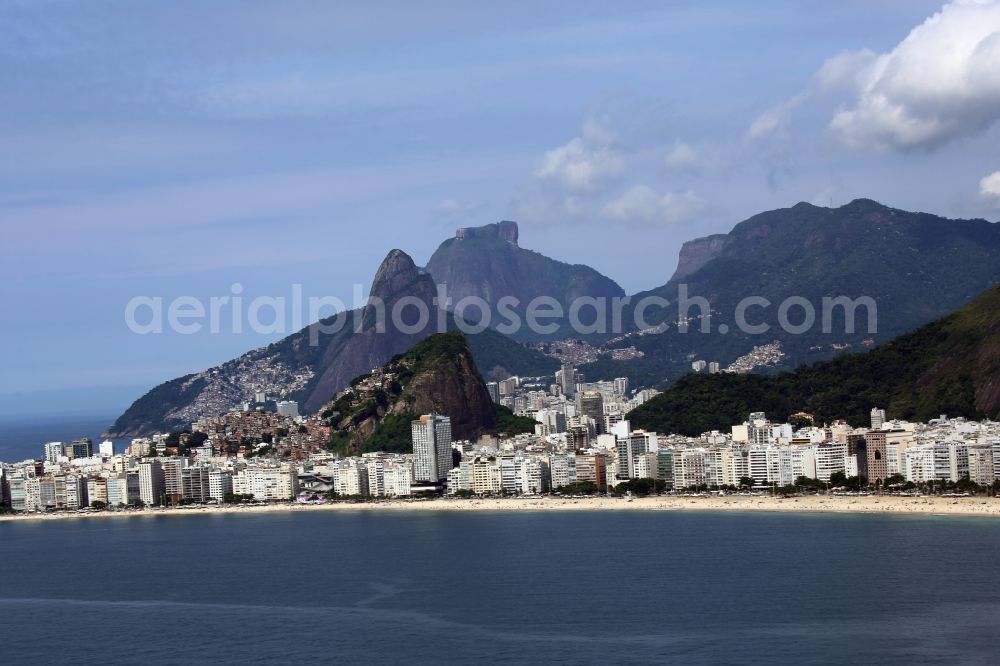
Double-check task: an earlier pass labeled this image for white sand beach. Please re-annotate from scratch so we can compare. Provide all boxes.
[4,494,1000,523]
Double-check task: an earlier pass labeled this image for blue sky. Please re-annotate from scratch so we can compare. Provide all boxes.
[3,0,1000,415]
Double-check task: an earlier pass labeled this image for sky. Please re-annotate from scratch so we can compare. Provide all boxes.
[3,0,1000,416]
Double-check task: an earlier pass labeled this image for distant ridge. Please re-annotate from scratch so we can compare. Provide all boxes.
[627,282,1000,435]
[585,198,1000,387]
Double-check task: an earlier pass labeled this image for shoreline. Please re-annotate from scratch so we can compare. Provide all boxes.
[3,494,1000,523]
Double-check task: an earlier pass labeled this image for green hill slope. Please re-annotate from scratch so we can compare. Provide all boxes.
[627,284,1000,435]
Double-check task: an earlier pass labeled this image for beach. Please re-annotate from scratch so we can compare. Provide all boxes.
[4,494,1000,522]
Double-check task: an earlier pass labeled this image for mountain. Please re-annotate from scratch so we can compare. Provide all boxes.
[425,221,625,341]
[325,331,498,456]
[585,199,1000,386]
[627,283,1000,436]
[108,249,556,436]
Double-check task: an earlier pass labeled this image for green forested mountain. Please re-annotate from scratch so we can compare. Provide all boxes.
[325,332,499,455]
[585,199,1000,385]
[627,283,1000,435]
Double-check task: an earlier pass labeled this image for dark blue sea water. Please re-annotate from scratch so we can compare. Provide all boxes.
[0,414,129,462]
[1,510,999,665]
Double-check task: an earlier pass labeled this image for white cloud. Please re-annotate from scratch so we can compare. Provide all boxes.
[602,185,704,225]
[747,94,805,140]
[535,118,624,194]
[829,0,1000,151]
[980,170,1000,200]
[663,141,722,174]
[814,49,879,91]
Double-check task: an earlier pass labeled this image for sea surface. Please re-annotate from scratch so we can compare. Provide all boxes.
[0,414,130,462]
[1,511,999,664]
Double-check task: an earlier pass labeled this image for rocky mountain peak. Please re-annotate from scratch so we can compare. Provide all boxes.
[455,220,519,246]
[368,249,423,302]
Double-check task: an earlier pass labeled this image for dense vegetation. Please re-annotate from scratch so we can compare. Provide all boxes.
[495,405,537,436]
[107,375,207,435]
[327,331,497,454]
[462,326,559,378]
[362,411,418,454]
[628,284,1000,435]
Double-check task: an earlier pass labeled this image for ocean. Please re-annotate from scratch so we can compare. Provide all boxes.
[1,510,998,664]
[0,415,130,463]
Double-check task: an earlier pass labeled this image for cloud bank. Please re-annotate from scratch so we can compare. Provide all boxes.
[829,0,1000,151]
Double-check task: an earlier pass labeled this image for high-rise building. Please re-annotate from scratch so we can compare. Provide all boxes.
[86,477,108,507]
[566,425,590,451]
[708,362,720,374]
[67,438,93,459]
[864,430,888,483]
[182,466,211,502]
[577,391,605,435]
[209,471,233,501]
[138,460,165,506]
[486,382,500,404]
[613,377,629,397]
[64,475,88,510]
[575,452,607,490]
[967,444,995,486]
[276,400,299,418]
[691,360,707,372]
[44,442,64,463]
[162,458,186,505]
[616,430,656,479]
[535,409,567,437]
[558,363,576,397]
[411,414,453,483]
[98,440,115,457]
[870,408,886,430]
[549,453,577,490]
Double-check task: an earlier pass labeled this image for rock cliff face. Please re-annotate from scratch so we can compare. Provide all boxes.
[670,233,727,281]
[108,248,554,436]
[302,249,439,413]
[425,221,625,340]
[455,220,519,244]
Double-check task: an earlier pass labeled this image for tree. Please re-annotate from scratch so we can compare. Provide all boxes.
[793,476,823,490]
[553,481,598,495]
[90,500,108,510]
[739,476,756,490]
[883,473,906,487]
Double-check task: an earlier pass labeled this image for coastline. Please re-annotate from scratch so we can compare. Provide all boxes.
[4,494,1000,523]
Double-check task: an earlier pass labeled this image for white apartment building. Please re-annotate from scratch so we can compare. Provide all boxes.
[233,465,298,501]
[209,471,233,501]
[904,444,952,483]
[549,452,577,490]
[138,460,165,506]
[814,442,847,482]
[384,459,413,497]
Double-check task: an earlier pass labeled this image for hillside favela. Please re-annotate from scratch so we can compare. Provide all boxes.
[3,1,1000,664]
